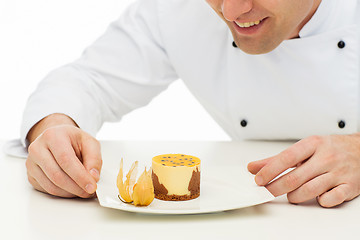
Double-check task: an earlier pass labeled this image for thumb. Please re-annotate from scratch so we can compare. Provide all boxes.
[80,135,102,182]
[247,157,272,175]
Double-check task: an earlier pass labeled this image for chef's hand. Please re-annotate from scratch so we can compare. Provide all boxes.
[26,113,102,198]
[248,134,360,207]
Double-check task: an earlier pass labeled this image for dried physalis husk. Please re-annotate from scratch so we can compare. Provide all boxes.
[117,158,138,203]
[116,159,154,207]
[132,167,154,206]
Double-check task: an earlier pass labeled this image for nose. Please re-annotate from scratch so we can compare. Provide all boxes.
[222,0,253,21]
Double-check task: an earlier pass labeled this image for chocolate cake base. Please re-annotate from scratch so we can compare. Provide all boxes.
[152,169,200,201]
[155,192,200,201]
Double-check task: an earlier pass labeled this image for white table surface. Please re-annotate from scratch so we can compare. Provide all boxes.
[1,140,358,240]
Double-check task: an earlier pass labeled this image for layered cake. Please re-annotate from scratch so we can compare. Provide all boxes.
[152,154,201,201]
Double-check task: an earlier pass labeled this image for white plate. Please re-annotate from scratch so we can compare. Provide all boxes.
[96,164,275,215]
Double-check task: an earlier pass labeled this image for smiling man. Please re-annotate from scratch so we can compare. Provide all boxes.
[22,0,360,207]
[207,0,322,54]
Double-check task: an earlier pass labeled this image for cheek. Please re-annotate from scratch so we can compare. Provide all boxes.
[279,0,314,23]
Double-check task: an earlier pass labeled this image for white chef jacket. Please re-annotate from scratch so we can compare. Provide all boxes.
[21,0,360,146]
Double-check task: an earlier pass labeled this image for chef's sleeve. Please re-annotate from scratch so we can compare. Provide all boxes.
[20,0,178,147]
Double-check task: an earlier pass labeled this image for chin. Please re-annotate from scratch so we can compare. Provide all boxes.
[240,47,273,55]
[234,40,280,55]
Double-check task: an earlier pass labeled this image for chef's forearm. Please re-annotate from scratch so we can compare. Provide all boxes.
[26,113,78,144]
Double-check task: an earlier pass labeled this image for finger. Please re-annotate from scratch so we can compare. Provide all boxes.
[248,156,308,175]
[27,174,46,193]
[317,184,352,208]
[28,160,76,198]
[26,157,46,193]
[266,159,324,197]
[34,148,93,198]
[247,158,272,175]
[47,138,98,194]
[255,137,318,186]
[79,136,102,182]
[286,173,335,203]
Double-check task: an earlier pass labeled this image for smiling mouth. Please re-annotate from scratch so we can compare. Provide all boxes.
[231,18,268,36]
[234,19,263,28]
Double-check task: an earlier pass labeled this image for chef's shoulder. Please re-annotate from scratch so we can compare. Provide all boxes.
[136,0,217,23]
[129,0,226,48]
[134,0,209,12]
[154,0,225,35]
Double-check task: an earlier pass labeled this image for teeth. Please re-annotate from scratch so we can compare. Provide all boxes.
[235,20,261,28]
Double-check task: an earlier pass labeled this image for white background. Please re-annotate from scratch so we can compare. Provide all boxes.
[0,0,230,142]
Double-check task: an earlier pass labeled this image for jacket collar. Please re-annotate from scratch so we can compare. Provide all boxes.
[299,0,333,38]
[299,0,358,38]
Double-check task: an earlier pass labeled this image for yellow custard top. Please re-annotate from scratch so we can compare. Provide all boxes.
[152,154,201,167]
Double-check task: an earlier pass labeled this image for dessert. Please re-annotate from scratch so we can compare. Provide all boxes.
[152,154,201,201]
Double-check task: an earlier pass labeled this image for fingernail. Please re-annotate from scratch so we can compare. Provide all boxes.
[90,168,100,180]
[85,183,96,194]
[255,175,263,185]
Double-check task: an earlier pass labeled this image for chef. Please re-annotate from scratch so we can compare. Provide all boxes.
[22,0,360,207]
